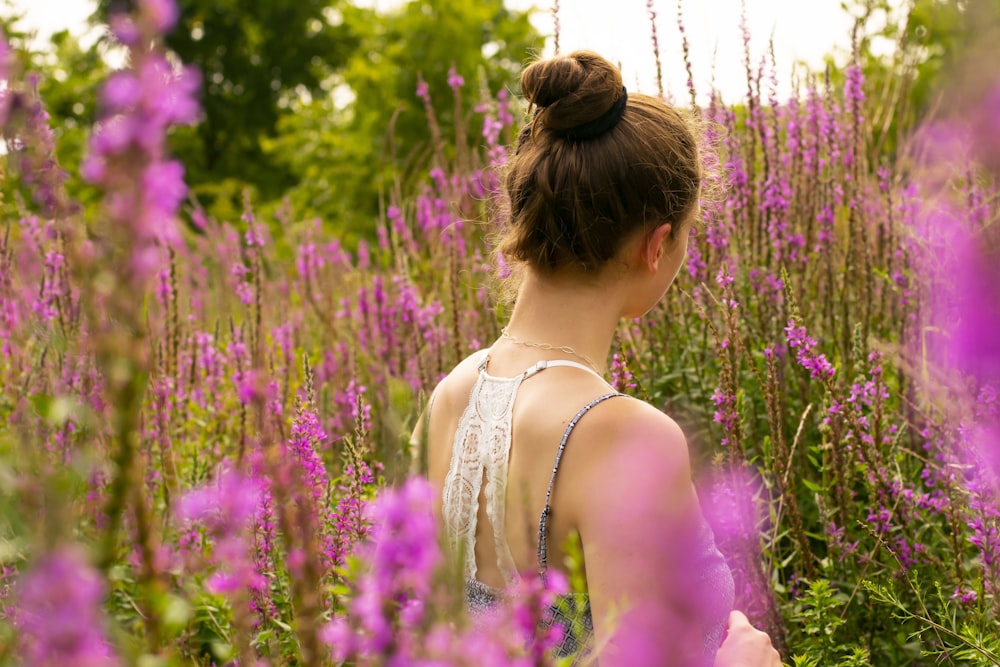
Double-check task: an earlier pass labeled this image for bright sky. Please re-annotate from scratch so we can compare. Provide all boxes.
[510,0,864,103]
[8,0,892,103]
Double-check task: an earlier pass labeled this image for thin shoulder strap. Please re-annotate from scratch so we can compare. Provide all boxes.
[537,391,625,577]
[534,359,607,383]
[475,347,492,373]
[481,354,610,386]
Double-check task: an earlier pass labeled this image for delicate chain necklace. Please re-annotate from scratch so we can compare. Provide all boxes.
[499,327,604,375]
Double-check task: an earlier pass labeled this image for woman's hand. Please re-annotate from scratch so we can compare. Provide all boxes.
[714,611,782,667]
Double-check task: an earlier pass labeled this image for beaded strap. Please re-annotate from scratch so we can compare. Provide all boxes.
[537,392,624,578]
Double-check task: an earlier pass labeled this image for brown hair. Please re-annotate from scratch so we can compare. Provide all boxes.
[498,51,702,274]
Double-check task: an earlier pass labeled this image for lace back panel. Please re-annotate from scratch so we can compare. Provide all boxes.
[441,352,615,585]
[441,353,522,583]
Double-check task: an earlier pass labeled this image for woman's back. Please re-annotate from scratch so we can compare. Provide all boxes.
[425,345,621,590]
[425,343,735,665]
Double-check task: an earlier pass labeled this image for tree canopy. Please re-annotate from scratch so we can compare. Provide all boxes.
[82,0,541,234]
[264,0,540,238]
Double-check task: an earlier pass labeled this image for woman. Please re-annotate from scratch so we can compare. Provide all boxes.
[420,51,781,667]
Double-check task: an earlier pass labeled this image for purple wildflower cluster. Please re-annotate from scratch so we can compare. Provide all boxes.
[177,466,265,595]
[324,478,568,666]
[15,549,119,666]
[784,320,835,380]
[609,350,638,393]
[82,0,199,278]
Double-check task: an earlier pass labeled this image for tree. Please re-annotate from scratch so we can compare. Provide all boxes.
[87,0,541,236]
[95,0,362,212]
[263,0,542,240]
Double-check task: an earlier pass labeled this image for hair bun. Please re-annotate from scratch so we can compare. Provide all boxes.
[520,51,625,136]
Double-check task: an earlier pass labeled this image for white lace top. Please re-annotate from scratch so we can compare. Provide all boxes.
[440,350,611,583]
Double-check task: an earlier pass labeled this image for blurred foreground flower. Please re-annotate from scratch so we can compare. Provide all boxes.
[911,76,1000,481]
[323,477,574,666]
[82,0,199,279]
[176,465,265,594]
[15,548,119,667]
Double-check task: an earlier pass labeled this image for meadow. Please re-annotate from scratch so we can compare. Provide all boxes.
[0,0,998,665]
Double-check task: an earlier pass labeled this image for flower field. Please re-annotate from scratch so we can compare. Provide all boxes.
[0,0,998,665]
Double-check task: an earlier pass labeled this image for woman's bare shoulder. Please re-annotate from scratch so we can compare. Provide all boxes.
[571,396,691,470]
[428,349,488,409]
[561,396,694,524]
[416,349,490,481]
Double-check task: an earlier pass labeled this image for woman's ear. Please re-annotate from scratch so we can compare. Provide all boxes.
[642,223,673,273]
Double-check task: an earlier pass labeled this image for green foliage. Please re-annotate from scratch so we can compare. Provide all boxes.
[16,0,540,239]
[78,0,538,238]
[92,0,361,206]
[839,0,1000,157]
[865,580,1000,666]
[787,579,871,666]
[264,0,540,241]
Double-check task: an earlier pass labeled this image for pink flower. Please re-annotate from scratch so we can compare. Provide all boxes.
[101,72,141,111]
[15,548,120,667]
[109,15,140,45]
[447,66,464,91]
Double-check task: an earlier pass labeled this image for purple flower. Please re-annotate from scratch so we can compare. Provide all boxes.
[951,586,978,605]
[140,159,187,237]
[288,403,329,503]
[138,56,201,130]
[177,468,268,599]
[0,72,72,216]
[0,32,13,126]
[176,466,262,530]
[416,77,430,101]
[109,15,140,45]
[84,8,200,281]
[949,238,1000,382]
[101,72,141,111]
[321,478,441,661]
[15,548,119,667]
[610,351,637,393]
[447,65,464,91]
[785,320,836,380]
[364,477,440,593]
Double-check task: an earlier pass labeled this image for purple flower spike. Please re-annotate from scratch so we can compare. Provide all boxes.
[416,77,430,101]
[950,240,1000,382]
[16,548,120,667]
[177,466,262,530]
[84,3,200,280]
[785,320,836,380]
[447,66,464,91]
[0,33,13,126]
[101,72,141,112]
[140,159,187,237]
[109,15,140,46]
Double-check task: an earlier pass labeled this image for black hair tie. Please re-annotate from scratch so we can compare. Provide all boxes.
[553,86,628,140]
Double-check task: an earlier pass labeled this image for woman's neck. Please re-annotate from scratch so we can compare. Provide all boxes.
[502,270,628,374]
